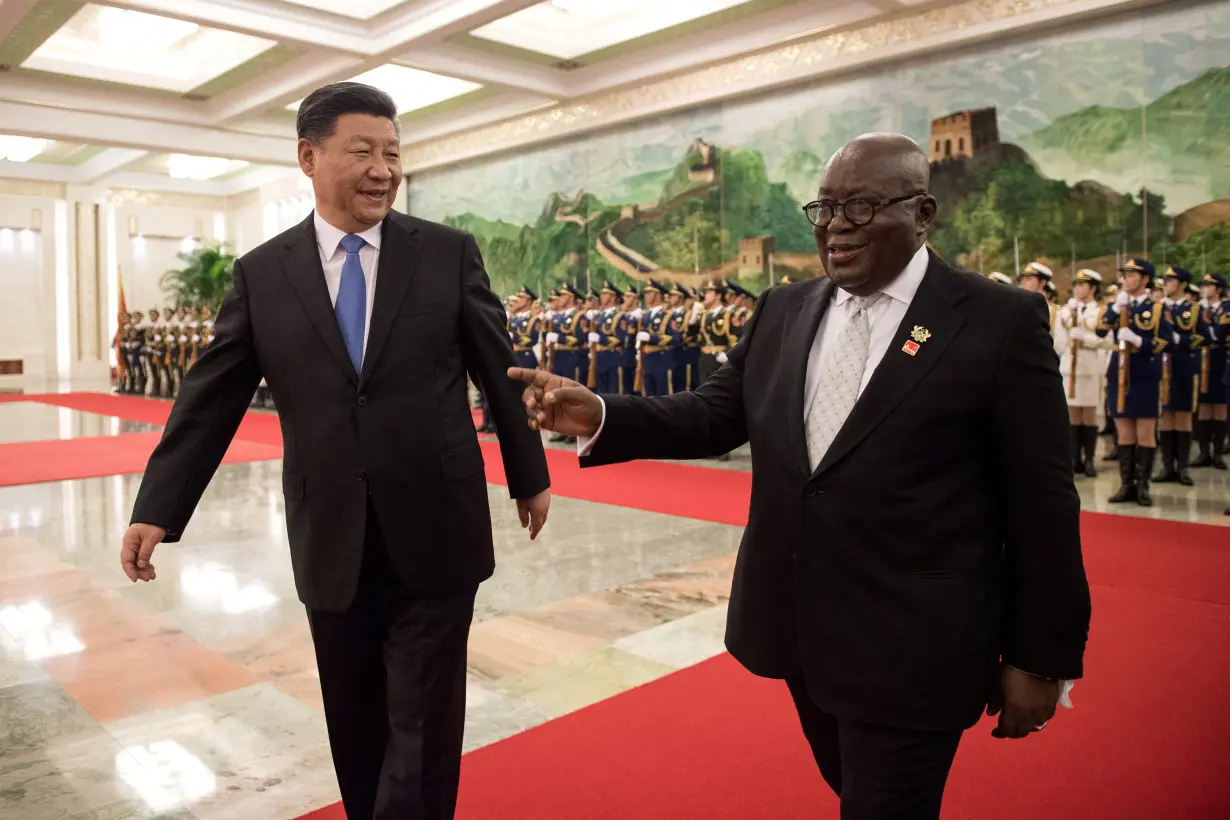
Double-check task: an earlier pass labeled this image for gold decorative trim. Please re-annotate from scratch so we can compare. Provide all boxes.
[0,178,67,198]
[106,188,229,211]
[404,0,1130,171]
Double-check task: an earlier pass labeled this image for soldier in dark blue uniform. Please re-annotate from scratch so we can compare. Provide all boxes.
[1193,273,1227,468]
[619,285,641,395]
[546,283,590,442]
[1154,267,1199,484]
[636,280,680,396]
[588,281,627,393]
[1096,258,1168,506]
[507,285,542,370]
[668,283,701,392]
[728,283,756,343]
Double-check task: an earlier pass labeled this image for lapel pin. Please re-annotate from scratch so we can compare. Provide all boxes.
[902,325,930,356]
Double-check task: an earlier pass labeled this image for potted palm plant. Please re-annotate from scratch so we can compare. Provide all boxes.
[160,241,236,310]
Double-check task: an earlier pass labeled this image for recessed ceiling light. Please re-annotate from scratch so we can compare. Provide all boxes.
[286,65,481,115]
[0,136,50,163]
[275,0,409,19]
[471,0,751,60]
[23,4,276,93]
[166,154,249,181]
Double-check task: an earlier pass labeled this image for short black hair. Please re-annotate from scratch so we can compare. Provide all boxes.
[296,82,399,143]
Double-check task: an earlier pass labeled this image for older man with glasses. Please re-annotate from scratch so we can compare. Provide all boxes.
[509,132,1090,819]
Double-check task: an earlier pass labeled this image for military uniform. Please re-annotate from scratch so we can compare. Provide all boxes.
[727,283,755,343]
[1096,258,1168,505]
[1152,267,1200,485]
[619,286,641,395]
[987,272,1013,285]
[1193,274,1228,468]
[636,280,680,396]
[548,284,590,385]
[1055,269,1110,474]
[670,284,702,392]
[508,285,542,370]
[588,281,630,394]
[699,280,736,384]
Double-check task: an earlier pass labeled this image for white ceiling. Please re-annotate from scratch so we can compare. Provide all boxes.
[0,0,1157,197]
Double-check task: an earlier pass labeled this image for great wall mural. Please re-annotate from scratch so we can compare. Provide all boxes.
[409,1,1230,298]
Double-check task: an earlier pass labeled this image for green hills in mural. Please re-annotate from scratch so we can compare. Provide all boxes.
[1020,66,1230,212]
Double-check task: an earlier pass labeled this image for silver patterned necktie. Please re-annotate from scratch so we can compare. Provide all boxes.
[805,294,879,471]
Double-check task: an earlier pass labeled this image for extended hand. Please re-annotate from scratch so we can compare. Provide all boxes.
[515,489,550,540]
[986,664,1060,739]
[507,367,603,437]
[120,523,167,582]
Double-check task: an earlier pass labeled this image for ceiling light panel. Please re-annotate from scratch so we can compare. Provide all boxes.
[23,4,276,93]
[274,0,409,19]
[0,136,50,163]
[471,0,753,60]
[166,154,250,181]
[286,65,481,115]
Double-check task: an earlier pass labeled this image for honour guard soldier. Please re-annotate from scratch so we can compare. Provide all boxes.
[1154,267,1199,484]
[987,271,1013,285]
[507,285,542,370]
[170,306,190,396]
[635,280,679,396]
[155,307,175,398]
[1055,269,1110,477]
[1096,258,1168,505]
[1193,273,1227,468]
[1150,277,1166,304]
[698,279,735,384]
[728,283,755,342]
[588,281,628,393]
[546,283,590,441]
[668,283,700,392]
[620,285,642,395]
[140,308,159,396]
[199,304,215,349]
[1018,261,1057,332]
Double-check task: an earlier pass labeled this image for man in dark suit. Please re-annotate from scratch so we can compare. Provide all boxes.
[120,83,551,820]
[510,134,1090,818]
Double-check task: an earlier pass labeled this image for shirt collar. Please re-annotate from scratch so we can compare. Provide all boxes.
[314,210,383,259]
[834,243,929,307]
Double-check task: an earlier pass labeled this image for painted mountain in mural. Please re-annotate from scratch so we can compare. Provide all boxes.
[1020,66,1230,212]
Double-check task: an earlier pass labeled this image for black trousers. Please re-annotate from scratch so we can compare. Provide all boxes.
[307,505,476,820]
[787,677,962,820]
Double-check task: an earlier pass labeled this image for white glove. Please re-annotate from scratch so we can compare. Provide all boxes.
[192,335,200,343]
[1118,328,1143,348]
[546,332,559,345]
[1114,290,1131,310]
[1067,298,1079,309]
[716,351,729,364]
[1068,327,1086,343]
[631,309,643,321]
[690,303,704,321]
[587,332,600,343]
[636,330,651,343]
[586,310,598,320]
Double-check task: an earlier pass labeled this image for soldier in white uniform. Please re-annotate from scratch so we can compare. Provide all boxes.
[1054,270,1110,476]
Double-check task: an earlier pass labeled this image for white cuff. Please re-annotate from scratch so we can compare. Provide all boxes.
[1058,679,1075,710]
[576,395,606,458]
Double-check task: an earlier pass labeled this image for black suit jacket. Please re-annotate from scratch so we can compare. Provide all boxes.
[132,211,549,611]
[583,252,1091,730]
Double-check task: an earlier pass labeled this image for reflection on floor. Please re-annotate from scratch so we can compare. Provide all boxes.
[0,404,1226,819]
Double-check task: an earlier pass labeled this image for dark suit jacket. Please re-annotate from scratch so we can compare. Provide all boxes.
[583,251,1091,731]
[132,211,549,611]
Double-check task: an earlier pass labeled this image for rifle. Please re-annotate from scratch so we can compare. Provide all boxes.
[1200,307,1210,392]
[1116,304,1131,414]
[1067,307,1078,399]
[586,312,598,388]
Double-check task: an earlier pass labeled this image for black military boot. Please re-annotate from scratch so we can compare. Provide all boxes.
[1102,427,1120,462]
[1136,446,1156,507]
[1152,430,1177,483]
[1108,445,1137,503]
[1212,421,1227,470]
[1192,420,1213,467]
[1071,426,1083,474]
[1082,425,1099,478]
[1175,430,1194,486]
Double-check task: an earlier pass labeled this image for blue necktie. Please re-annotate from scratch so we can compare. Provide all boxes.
[335,234,366,372]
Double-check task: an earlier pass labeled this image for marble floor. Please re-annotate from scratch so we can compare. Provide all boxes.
[0,401,1226,819]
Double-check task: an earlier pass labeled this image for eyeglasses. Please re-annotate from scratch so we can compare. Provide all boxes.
[802,191,927,227]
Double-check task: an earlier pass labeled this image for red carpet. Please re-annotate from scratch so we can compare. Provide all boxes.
[0,431,282,487]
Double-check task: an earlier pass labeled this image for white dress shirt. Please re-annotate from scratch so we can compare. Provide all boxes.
[314,210,381,355]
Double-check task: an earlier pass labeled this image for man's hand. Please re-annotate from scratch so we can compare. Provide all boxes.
[507,367,603,437]
[516,489,550,540]
[121,523,167,582]
[986,664,1060,739]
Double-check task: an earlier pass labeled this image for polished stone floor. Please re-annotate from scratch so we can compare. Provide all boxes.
[0,401,1226,819]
